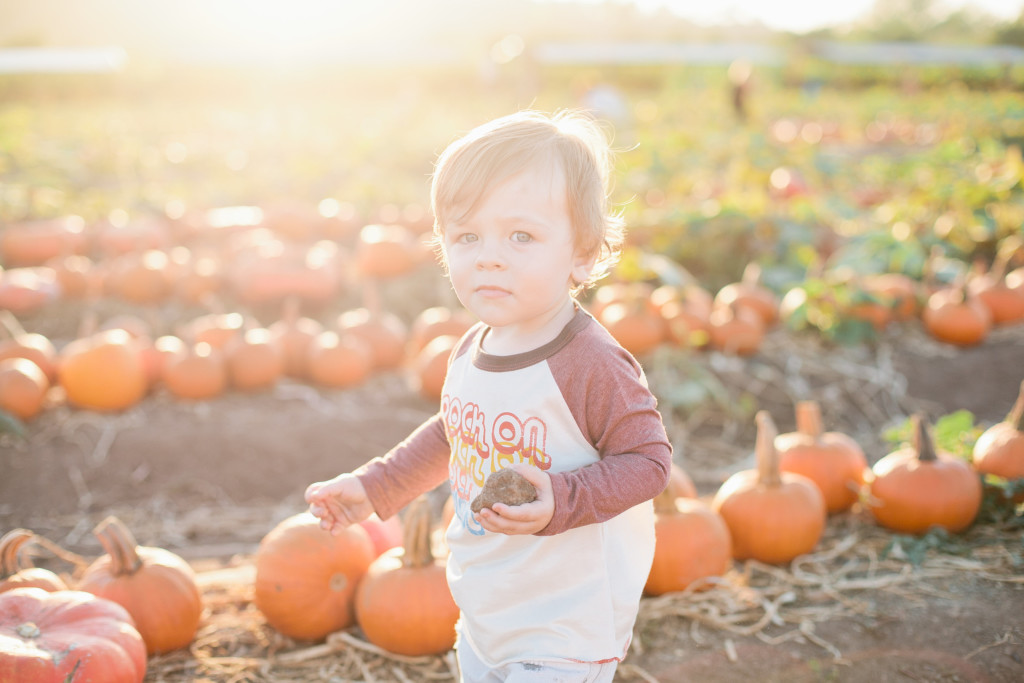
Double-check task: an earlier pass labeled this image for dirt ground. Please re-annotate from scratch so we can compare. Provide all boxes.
[2,322,1023,682]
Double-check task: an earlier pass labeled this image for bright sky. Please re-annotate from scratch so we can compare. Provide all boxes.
[626,0,1023,32]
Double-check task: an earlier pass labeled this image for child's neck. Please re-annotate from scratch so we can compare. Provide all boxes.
[480,298,577,356]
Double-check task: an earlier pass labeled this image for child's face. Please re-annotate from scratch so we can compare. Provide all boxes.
[442,161,594,343]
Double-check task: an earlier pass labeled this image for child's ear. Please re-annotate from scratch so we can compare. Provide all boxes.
[571,249,597,287]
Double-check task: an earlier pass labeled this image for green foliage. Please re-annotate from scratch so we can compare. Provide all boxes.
[0,410,27,439]
[882,409,982,460]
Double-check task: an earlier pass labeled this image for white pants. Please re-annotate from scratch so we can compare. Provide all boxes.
[456,640,618,683]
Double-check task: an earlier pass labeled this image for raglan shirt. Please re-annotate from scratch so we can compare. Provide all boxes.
[356,307,672,667]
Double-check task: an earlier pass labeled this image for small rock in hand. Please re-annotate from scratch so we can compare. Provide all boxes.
[470,469,538,513]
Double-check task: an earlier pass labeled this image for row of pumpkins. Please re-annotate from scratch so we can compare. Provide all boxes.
[2,389,1021,682]
[591,242,1024,360]
[0,301,476,423]
[0,212,434,316]
[4,241,1023,424]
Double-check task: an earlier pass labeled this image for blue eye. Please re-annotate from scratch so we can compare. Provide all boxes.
[512,231,532,243]
[456,233,478,244]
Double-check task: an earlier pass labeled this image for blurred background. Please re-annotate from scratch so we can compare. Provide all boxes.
[0,0,1022,328]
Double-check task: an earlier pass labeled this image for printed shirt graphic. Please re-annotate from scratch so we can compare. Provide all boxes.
[357,309,672,668]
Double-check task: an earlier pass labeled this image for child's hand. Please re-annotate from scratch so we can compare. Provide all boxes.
[304,474,374,535]
[473,464,554,535]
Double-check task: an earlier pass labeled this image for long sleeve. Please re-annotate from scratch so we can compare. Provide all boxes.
[356,413,451,520]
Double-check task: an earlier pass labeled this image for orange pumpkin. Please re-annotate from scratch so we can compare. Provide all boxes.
[645,491,732,596]
[337,308,407,371]
[0,587,147,683]
[306,331,373,389]
[714,262,779,328]
[655,283,713,349]
[411,334,458,401]
[0,530,67,594]
[355,496,459,656]
[967,255,1024,326]
[972,379,1024,501]
[862,272,920,321]
[708,301,765,356]
[869,415,982,534]
[711,411,826,564]
[0,215,87,267]
[161,342,228,401]
[775,401,867,514]
[355,223,420,279]
[598,300,667,357]
[78,516,202,654]
[922,279,991,347]
[57,328,148,412]
[104,249,173,305]
[182,311,246,351]
[0,358,49,421]
[667,462,698,499]
[268,298,324,380]
[408,306,475,357]
[224,327,284,391]
[254,512,376,641]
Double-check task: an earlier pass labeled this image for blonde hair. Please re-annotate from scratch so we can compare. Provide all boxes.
[430,110,624,291]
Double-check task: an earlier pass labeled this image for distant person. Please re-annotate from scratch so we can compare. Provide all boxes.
[728,59,753,123]
[305,110,672,682]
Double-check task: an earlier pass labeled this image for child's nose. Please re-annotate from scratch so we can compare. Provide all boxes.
[474,239,505,269]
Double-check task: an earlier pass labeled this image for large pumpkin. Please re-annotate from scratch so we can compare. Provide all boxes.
[0,587,146,683]
[714,262,779,328]
[0,530,67,595]
[869,415,982,534]
[77,516,202,654]
[775,401,867,514]
[355,496,459,656]
[0,358,49,421]
[57,328,148,412]
[711,411,826,564]
[971,379,1024,502]
[645,489,732,596]
[922,280,991,347]
[161,341,228,401]
[254,512,376,641]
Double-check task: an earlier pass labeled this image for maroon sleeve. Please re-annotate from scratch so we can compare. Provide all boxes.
[540,320,672,535]
[353,326,481,520]
[355,414,451,520]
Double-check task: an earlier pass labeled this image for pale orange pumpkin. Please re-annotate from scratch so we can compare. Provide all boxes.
[161,342,228,401]
[869,415,982,534]
[711,411,826,564]
[268,298,324,380]
[0,529,67,594]
[355,223,420,279]
[337,308,407,371]
[775,401,867,514]
[598,300,667,357]
[58,328,148,412]
[0,311,58,383]
[0,215,87,267]
[972,379,1024,501]
[667,462,698,499]
[78,516,202,654]
[645,491,732,596]
[408,306,475,357]
[306,331,373,389]
[0,358,49,421]
[224,327,284,391]
[355,496,459,656]
[254,512,376,641]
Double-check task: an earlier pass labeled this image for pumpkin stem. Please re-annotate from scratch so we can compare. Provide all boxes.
[755,410,782,487]
[0,529,35,578]
[653,486,678,514]
[911,414,938,462]
[92,516,143,575]
[0,310,29,340]
[741,262,763,286]
[1007,379,1024,432]
[401,496,435,569]
[794,401,823,440]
